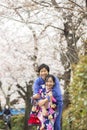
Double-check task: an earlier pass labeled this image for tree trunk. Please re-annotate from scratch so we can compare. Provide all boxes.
[84,40,87,55]
[23,81,33,130]
[60,16,79,109]
[24,101,32,130]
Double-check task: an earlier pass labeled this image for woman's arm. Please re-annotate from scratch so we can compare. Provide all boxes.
[38,98,49,107]
[32,94,40,100]
[32,78,41,100]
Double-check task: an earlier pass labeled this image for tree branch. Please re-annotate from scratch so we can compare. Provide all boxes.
[0,82,6,99]
[17,90,25,100]
[16,84,26,94]
[32,0,51,7]
[69,0,85,11]
[51,0,58,7]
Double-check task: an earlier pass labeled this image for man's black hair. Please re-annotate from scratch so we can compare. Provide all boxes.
[38,64,50,73]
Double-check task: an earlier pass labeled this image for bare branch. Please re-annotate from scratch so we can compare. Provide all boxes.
[86,0,87,9]
[51,0,58,7]
[0,15,24,23]
[50,24,64,32]
[51,0,85,12]
[0,4,9,9]
[69,0,85,11]
[0,82,6,99]
[16,84,26,94]
[14,8,25,22]
[17,90,25,100]
[75,13,86,31]
[32,0,51,7]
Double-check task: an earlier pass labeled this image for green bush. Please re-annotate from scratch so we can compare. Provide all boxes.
[62,56,87,130]
[0,119,5,129]
[0,114,38,130]
[12,114,24,130]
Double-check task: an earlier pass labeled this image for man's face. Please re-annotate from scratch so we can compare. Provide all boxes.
[6,105,9,109]
[39,67,49,80]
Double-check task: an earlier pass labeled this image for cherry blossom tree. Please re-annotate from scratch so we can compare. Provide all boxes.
[0,1,87,129]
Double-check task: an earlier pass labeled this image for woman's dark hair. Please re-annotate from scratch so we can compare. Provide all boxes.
[38,64,50,73]
[45,74,55,83]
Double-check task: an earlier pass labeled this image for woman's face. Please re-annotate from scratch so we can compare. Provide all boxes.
[45,77,54,90]
[39,67,49,80]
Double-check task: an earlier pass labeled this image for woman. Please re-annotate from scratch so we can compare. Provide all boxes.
[38,74,58,130]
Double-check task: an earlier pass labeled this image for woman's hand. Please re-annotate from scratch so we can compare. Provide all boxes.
[33,94,40,99]
[38,99,48,106]
[48,91,52,97]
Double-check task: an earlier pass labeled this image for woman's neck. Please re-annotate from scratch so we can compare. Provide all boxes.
[46,88,52,93]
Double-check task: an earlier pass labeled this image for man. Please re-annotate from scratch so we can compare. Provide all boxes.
[3,105,12,129]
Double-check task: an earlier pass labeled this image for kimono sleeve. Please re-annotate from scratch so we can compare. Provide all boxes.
[32,78,40,95]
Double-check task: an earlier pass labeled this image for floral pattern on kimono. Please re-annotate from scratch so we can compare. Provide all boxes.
[37,86,58,130]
